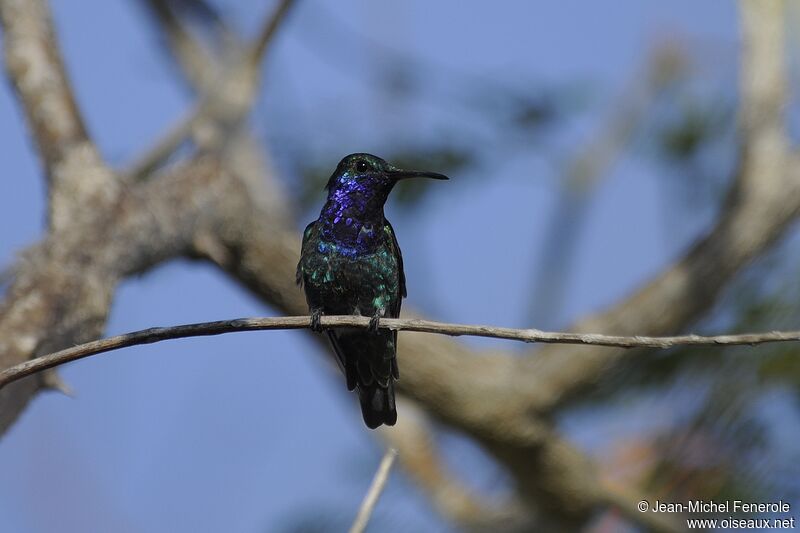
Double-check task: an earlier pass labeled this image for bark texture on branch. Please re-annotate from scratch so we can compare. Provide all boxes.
[0,157,232,432]
[0,0,117,229]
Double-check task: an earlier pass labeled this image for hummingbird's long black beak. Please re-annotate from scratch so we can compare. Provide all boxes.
[386,169,449,181]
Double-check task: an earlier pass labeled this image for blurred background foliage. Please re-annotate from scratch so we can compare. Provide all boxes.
[262,1,800,525]
[2,0,799,531]
[110,0,800,528]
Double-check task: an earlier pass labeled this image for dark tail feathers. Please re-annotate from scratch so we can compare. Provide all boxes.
[358,380,397,429]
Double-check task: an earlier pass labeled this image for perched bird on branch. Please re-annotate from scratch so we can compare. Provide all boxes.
[297,153,448,428]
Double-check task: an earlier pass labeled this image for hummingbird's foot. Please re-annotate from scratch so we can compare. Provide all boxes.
[368,310,384,334]
[310,309,324,332]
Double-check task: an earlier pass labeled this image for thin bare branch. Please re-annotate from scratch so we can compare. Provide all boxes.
[380,399,529,529]
[250,0,297,64]
[141,0,217,88]
[349,448,397,533]
[2,315,800,390]
[125,102,203,180]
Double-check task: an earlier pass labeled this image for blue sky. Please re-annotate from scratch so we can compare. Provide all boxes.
[0,1,742,531]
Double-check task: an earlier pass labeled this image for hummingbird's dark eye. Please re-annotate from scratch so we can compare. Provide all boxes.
[355,160,370,173]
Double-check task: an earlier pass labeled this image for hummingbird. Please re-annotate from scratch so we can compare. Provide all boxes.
[296,153,448,429]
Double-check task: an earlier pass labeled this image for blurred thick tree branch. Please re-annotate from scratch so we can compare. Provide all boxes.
[127,0,296,181]
[0,0,794,531]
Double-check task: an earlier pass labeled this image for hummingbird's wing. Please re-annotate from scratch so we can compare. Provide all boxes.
[383,221,403,380]
[328,330,357,389]
[296,221,316,287]
[298,220,352,380]
[384,220,406,301]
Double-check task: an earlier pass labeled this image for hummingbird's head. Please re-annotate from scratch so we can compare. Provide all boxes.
[325,153,448,213]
